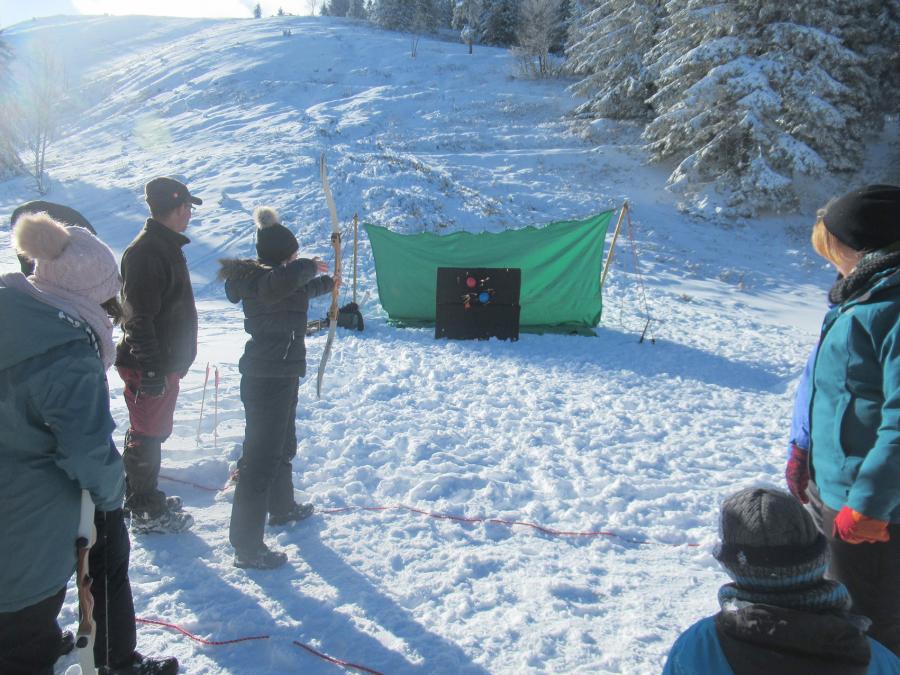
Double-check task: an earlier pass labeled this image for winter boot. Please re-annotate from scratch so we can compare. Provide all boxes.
[98,651,178,675]
[130,506,194,535]
[268,502,314,526]
[124,495,182,518]
[233,544,288,570]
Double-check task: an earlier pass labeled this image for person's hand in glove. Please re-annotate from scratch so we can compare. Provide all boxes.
[138,371,167,398]
[833,506,890,544]
[785,443,810,504]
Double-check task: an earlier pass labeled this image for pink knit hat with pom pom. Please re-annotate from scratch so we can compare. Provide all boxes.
[12,212,121,304]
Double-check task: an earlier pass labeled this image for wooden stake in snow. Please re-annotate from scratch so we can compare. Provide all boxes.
[601,200,628,289]
[196,362,210,444]
[213,366,220,450]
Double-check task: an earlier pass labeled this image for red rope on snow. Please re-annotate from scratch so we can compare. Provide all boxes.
[321,504,698,547]
[293,640,386,675]
[135,617,270,645]
[157,475,698,547]
[135,617,384,673]
[158,474,220,493]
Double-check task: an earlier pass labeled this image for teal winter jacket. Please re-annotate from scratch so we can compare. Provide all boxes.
[0,285,125,612]
[809,264,900,523]
[663,616,900,674]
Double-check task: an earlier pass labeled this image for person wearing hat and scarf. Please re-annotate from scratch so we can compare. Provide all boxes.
[0,213,178,674]
[663,487,899,674]
[218,206,336,569]
[785,184,900,656]
[116,177,200,535]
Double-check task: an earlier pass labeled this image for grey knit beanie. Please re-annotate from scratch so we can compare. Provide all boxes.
[713,488,828,591]
[12,212,121,304]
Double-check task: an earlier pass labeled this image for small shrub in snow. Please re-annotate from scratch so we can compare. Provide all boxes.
[516,0,563,78]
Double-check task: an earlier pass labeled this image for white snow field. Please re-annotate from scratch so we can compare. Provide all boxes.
[1,13,897,675]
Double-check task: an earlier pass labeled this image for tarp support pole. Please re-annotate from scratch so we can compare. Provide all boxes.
[601,200,628,288]
[352,212,359,304]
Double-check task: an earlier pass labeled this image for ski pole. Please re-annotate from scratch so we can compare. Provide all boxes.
[75,490,96,674]
[213,366,220,450]
[196,362,210,444]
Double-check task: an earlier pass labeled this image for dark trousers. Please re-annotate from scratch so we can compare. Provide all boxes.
[122,430,166,515]
[0,510,136,673]
[0,587,65,675]
[229,375,299,553]
[808,484,900,656]
[118,367,180,515]
[90,509,137,667]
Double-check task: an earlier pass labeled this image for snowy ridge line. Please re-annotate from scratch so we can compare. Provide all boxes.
[292,641,385,675]
[135,618,382,675]
[156,475,699,547]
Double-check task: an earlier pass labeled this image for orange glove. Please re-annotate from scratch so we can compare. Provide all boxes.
[833,506,890,544]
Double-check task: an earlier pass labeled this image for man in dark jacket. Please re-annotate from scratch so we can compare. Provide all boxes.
[219,206,334,569]
[116,177,200,534]
[663,488,899,674]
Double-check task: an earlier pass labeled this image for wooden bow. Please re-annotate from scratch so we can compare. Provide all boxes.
[75,489,96,673]
[316,153,342,399]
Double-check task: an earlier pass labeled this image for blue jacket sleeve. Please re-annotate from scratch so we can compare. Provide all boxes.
[29,345,126,512]
[788,344,817,456]
[849,325,900,520]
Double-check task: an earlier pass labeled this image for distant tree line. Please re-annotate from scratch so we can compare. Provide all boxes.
[313,0,899,216]
[320,0,572,75]
[567,0,900,216]
[320,0,572,52]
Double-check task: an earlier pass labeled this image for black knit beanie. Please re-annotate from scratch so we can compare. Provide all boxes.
[823,184,900,252]
[713,488,828,591]
[254,206,298,266]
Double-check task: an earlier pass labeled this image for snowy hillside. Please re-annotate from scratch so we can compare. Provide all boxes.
[0,13,887,674]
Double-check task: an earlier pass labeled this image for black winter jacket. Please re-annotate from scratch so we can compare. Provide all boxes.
[115,219,198,375]
[715,605,874,675]
[219,258,333,378]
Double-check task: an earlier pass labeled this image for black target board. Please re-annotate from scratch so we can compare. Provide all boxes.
[435,267,521,341]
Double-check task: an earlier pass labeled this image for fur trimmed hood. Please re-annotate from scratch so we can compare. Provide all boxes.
[218,257,269,282]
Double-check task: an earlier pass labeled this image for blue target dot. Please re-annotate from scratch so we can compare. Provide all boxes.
[478,292,490,303]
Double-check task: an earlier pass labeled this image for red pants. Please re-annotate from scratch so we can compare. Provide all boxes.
[117,367,180,439]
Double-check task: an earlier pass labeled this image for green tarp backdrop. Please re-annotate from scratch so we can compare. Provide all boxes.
[365,210,613,333]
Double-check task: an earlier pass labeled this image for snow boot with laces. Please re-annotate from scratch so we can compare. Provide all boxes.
[130,505,193,535]
[98,650,178,675]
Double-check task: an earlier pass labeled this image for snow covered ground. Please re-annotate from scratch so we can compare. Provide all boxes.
[1,13,897,674]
